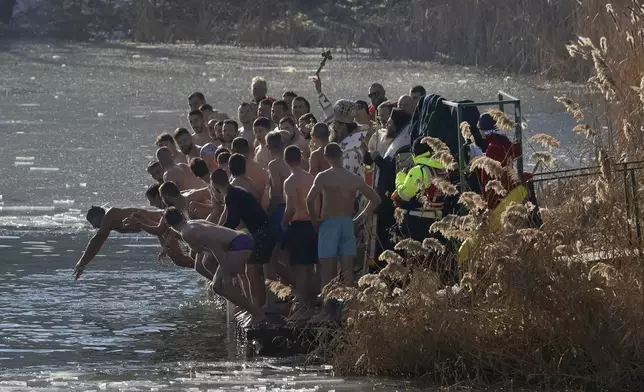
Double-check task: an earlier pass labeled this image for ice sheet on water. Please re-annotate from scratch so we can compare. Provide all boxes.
[29,167,60,172]
[53,200,74,205]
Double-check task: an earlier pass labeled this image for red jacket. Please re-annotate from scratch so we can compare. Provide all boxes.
[480,132,522,209]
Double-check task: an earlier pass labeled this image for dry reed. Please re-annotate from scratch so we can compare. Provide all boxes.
[321,5,644,388]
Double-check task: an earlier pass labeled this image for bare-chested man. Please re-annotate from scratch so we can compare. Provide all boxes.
[173,127,202,164]
[73,187,195,281]
[229,154,257,196]
[271,100,291,129]
[164,207,266,325]
[189,157,211,184]
[159,181,210,219]
[292,96,311,122]
[221,120,238,150]
[188,92,206,111]
[210,168,278,308]
[266,131,294,286]
[73,206,163,279]
[309,123,331,177]
[199,104,216,122]
[279,117,310,172]
[232,137,269,208]
[155,133,185,164]
[217,152,231,177]
[306,143,381,288]
[237,102,257,149]
[189,109,212,147]
[258,99,275,130]
[282,145,318,320]
[157,147,204,191]
[206,119,223,148]
[147,161,164,183]
[253,117,272,168]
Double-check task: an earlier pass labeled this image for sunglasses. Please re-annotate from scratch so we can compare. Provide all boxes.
[368,92,380,98]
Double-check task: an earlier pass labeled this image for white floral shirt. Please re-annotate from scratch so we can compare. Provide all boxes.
[340,130,368,180]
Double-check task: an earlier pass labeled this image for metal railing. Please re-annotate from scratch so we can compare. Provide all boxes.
[532,160,644,245]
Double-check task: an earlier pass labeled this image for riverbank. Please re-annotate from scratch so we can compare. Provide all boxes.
[5,0,624,79]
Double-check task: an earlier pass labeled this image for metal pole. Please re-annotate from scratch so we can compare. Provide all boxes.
[630,168,642,244]
[624,163,633,245]
[456,104,466,190]
[514,102,523,180]
[498,93,505,111]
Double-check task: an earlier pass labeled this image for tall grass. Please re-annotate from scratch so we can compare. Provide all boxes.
[319,2,644,389]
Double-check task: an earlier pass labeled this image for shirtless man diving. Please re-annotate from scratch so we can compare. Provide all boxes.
[306,143,381,288]
[73,184,195,280]
[157,147,205,191]
[164,207,266,325]
[282,145,318,320]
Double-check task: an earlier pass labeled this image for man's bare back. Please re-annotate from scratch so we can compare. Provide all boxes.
[244,160,269,202]
[107,208,163,232]
[164,163,205,191]
[268,158,290,207]
[284,170,314,223]
[316,167,364,220]
[309,147,330,177]
[179,220,248,274]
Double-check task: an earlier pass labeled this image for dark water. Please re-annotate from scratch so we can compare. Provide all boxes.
[0,39,579,391]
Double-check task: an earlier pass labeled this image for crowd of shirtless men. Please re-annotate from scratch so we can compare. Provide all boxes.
[72,76,431,326]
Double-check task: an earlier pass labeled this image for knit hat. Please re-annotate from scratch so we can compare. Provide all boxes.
[477,113,496,132]
[333,99,356,123]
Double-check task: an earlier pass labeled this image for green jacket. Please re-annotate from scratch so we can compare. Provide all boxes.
[395,151,445,202]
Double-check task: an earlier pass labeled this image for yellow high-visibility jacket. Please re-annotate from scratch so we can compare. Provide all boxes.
[394,151,445,202]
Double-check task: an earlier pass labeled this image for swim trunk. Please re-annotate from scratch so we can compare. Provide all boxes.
[228,233,255,252]
[318,216,357,259]
[269,203,287,242]
[284,221,318,265]
[248,224,278,265]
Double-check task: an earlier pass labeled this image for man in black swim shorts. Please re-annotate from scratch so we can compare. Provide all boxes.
[282,145,318,320]
[210,168,277,308]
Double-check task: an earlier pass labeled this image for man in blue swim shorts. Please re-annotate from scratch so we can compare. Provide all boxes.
[306,142,381,289]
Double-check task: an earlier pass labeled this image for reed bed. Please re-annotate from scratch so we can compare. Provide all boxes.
[318,5,644,387]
